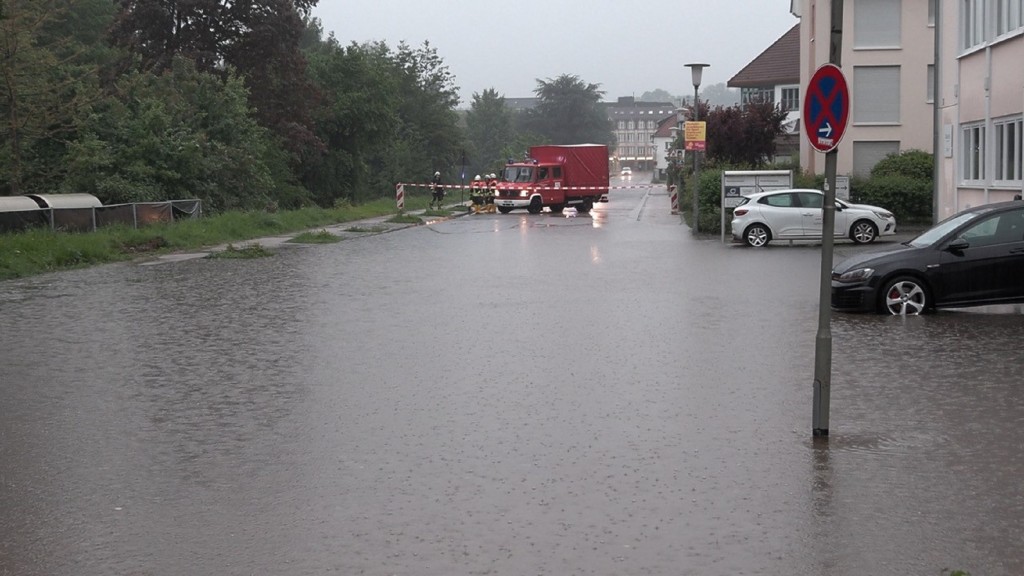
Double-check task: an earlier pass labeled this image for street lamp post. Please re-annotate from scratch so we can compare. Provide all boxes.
[685,63,708,234]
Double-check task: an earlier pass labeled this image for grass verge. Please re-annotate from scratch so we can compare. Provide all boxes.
[205,243,274,259]
[289,230,342,244]
[0,197,441,281]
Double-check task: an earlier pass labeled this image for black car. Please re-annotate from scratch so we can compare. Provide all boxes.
[832,200,1024,315]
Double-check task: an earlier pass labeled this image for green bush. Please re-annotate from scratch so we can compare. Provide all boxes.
[794,170,825,190]
[853,174,933,224]
[677,168,728,235]
[870,149,933,180]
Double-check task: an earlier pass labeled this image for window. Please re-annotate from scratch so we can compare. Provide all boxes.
[994,116,1023,183]
[617,121,625,130]
[962,0,984,49]
[927,64,935,103]
[762,193,795,207]
[961,123,986,182]
[853,141,900,177]
[854,0,902,48]
[627,121,634,130]
[797,192,824,208]
[853,66,901,123]
[781,87,800,112]
[929,0,936,25]
[960,210,1024,246]
[995,0,1024,36]
[741,87,773,104]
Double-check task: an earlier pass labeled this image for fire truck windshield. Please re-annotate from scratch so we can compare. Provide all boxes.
[504,166,534,183]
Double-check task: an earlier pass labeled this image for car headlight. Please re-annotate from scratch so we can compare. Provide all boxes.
[873,210,894,219]
[519,190,529,198]
[835,267,874,283]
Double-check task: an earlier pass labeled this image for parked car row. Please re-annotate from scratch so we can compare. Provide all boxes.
[730,189,1024,316]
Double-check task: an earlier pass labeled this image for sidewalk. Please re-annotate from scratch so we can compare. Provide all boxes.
[141,204,472,266]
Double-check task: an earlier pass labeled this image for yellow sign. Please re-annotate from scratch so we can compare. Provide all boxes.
[684,121,706,151]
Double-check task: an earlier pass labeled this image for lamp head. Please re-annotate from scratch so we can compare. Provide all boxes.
[685,63,709,88]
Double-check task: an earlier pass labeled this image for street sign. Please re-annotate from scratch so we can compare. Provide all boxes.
[803,64,849,153]
[684,121,706,151]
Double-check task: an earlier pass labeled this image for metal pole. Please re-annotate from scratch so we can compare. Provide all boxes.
[932,0,942,224]
[692,85,700,234]
[460,151,467,207]
[813,0,844,438]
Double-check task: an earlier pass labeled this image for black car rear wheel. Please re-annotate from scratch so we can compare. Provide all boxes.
[880,276,929,315]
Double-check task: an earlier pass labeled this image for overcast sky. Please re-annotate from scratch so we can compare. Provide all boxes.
[311,0,798,106]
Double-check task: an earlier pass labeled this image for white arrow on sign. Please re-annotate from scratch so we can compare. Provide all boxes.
[818,121,833,138]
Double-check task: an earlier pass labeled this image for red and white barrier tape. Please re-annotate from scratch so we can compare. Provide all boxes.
[397,183,665,191]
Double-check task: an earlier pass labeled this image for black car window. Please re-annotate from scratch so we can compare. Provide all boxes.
[960,209,1024,247]
[761,193,794,207]
[993,208,1024,243]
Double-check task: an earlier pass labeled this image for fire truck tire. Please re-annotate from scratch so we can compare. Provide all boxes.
[497,206,513,214]
[576,200,593,213]
[527,197,543,214]
[550,204,565,213]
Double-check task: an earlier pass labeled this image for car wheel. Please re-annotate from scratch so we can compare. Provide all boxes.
[850,220,878,244]
[743,224,771,247]
[497,206,513,214]
[527,197,543,214]
[880,276,929,315]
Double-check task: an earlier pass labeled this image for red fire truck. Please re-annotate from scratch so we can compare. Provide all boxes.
[494,144,609,214]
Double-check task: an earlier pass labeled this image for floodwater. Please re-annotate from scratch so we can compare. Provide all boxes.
[2,184,1022,575]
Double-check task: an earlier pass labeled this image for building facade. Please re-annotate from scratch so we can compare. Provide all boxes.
[794,0,1023,219]
[935,0,1023,218]
[795,0,937,179]
[605,97,677,172]
[728,23,803,164]
[651,114,683,180]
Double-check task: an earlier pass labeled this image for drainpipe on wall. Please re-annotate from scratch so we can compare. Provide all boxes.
[932,0,941,224]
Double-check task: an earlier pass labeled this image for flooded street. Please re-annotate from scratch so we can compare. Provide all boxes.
[2,182,1022,575]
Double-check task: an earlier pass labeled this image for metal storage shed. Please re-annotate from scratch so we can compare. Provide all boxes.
[24,193,102,209]
[0,196,43,212]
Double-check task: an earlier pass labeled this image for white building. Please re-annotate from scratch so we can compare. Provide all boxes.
[793,0,1023,219]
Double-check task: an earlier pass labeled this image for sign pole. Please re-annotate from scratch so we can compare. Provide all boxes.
[811,0,845,438]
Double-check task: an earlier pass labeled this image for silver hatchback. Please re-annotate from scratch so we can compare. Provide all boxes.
[730,188,897,247]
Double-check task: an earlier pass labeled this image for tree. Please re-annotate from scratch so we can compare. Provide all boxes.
[699,83,740,107]
[526,74,613,145]
[0,0,114,195]
[301,35,464,204]
[110,0,323,162]
[704,100,786,167]
[303,39,400,205]
[63,57,296,212]
[465,88,513,178]
[391,41,463,184]
[639,89,680,106]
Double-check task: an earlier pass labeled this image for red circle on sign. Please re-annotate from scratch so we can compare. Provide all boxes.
[802,64,850,153]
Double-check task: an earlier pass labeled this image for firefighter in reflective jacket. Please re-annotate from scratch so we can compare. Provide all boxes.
[485,173,498,213]
[470,175,485,212]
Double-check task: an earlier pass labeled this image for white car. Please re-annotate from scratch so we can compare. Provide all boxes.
[730,188,896,247]
[620,167,632,176]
